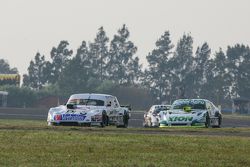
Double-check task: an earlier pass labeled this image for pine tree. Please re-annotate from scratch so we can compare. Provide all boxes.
[23,52,46,90]
[144,31,174,102]
[58,41,91,94]
[193,42,211,98]
[226,44,250,98]
[107,24,140,85]
[49,40,73,84]
[210,49,229,104]
[0,59,18,74]
[169,34,194,99]
[89,27,109,81]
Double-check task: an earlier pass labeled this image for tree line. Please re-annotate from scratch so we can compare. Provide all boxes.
[1,25,250,108]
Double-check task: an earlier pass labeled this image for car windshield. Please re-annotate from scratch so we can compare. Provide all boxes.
[153,105,171,113]
[67,99,105,106]
[172,99,206,110]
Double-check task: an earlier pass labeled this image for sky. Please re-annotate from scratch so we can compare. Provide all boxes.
[0,0,250,75]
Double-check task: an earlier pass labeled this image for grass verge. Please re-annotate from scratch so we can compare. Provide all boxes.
[0,119,250,167]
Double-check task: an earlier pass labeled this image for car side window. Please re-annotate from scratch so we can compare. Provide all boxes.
[113,98,119,108]
[107,101,112,107]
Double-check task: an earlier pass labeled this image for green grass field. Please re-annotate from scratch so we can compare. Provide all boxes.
[0,120,250,167]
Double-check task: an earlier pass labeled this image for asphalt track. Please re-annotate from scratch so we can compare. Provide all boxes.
[0,108,250,128]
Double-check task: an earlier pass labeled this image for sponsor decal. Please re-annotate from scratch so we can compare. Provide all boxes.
[54,115,62,121]
[174,99,205,106]
[54,114,86,121]
[169,116,193,122]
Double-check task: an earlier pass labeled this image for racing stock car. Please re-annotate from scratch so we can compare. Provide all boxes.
[47,93,131,128]
[159,99,222,128]
[143,105,171,127]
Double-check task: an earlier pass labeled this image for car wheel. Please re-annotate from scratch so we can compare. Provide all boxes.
[100,111,107,128]
[211,112,222,128]
[143,122,148,127]
[212,114,222,128]
[149,120,152,127]
[120,113,129,128]
[205,113,210,128]
[143,117,150,127]
[117,112,129,128]
[143,120,150,128]
[123,113,129,128]
[218,114,222,127]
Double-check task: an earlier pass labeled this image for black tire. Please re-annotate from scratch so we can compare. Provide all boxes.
[218,115,222,127]
[100,111,107,128]
[123,113,129,128]
[117,113,129,128]
[143,120,149,128]
[205,113,210,128]
[143,116,151,128]
[212,114,222,128]
[211,112,222,128]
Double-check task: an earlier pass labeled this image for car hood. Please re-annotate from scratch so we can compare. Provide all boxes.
[159,109,207,124]
[166,109,207,114]
[49,105,105,115]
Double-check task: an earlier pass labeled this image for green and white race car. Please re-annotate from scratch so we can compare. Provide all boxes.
[159,99,222,128]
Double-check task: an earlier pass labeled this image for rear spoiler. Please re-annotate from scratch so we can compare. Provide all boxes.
[120,105,132,111]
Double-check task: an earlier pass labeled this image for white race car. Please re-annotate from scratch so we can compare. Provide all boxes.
[143,105,171,127]
[47,93,131,128]
[159,99,222,128]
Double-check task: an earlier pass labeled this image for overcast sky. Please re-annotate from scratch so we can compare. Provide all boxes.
[0,0,250,75]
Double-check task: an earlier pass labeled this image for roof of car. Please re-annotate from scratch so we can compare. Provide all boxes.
[152,104,171,107]
[69,93,114,101]
[174,99,209,101]
[150,105,171,109]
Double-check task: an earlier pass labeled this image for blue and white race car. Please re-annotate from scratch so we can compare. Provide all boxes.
[159,99,222,128]
[47,93,130,127]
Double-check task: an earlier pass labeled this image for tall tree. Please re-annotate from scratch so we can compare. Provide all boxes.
[58,41,91,94]
[107,24,140,85]
[76,41,92,80]
[0,59,18,74]
[206,49,230,104]
[89,27,109,81]
[49,40,73,84]
[226,44,250,98]
[144,31,174,102]
[193,42,211,98]
[23,52,47,90]
[169,34,194,99]
[58,54,84,95]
